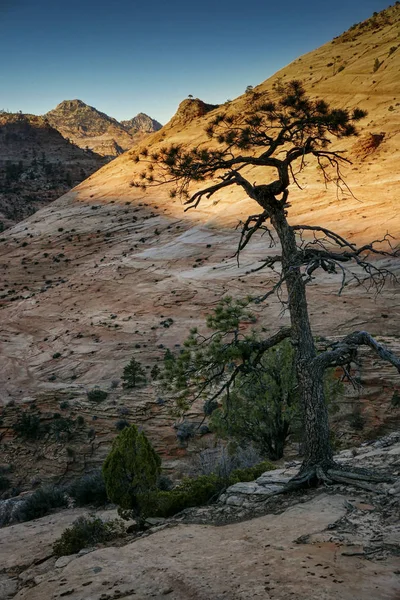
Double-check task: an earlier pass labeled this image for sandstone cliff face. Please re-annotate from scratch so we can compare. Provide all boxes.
[0,113,105,229]
[46,101,162,158]
[163,98,219,130]
[0,5,399,488]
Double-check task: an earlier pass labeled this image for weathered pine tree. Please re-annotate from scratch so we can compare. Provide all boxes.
[133,81,400,489]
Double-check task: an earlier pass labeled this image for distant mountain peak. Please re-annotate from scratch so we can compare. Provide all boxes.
[121,113,162,134]
[45,102,162,157]
[56,99,87,108]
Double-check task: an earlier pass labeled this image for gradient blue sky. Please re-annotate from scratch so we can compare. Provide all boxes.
[0,0,391,123]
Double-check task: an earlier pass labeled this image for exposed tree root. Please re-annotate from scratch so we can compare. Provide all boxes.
[283,462,394,494]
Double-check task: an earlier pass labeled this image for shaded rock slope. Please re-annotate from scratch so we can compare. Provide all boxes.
[0,113,105,229]
[0,5,399,487]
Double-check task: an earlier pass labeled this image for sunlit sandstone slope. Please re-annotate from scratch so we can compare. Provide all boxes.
[0,5,399,485]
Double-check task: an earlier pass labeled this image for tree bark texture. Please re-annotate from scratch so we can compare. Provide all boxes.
[271,205,334,470]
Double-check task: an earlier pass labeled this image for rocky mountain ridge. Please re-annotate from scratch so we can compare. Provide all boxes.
[121,112,162,135]
[45,100,162,157]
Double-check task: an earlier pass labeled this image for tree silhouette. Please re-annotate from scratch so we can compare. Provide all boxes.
[133,81,399,490]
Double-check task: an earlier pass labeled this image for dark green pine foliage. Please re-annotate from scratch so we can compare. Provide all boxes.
[102,424,161,521]
[121,357,147,388]
[210,339,299,460]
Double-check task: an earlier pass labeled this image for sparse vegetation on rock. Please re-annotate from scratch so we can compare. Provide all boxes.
[373,57,383,72]
[12,412,43,440]
[101,421,275,521]
[14,485,68,522]
[53,515,124,557]
[0,113,104,229]
[68,471,108,507]
[87,389,108,402]
[153,461,274,518]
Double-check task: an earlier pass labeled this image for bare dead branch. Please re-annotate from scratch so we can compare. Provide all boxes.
[234,210,273,265]
[314,331,400,373]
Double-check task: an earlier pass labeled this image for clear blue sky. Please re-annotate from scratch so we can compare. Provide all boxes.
[0,0,391,124]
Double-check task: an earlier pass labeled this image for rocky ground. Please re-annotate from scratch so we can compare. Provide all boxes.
[0,434,399,600]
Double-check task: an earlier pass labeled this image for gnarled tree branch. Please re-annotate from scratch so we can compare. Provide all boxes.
[314,330,400,373]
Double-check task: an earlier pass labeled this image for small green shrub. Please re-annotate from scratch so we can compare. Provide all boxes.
[115,419,129,431]
[50,416,75,440]
[391,390,400,408]
[0,474,11,492]
[68,471,108,507]
[349,406,365,431]
[52,352,61,359]
[150,364,160,380]
[87,389,108,403]
[150,461,274,518]
[337,65,345,73]
[53,516,124,557]
[373,58,382,72]
[157,474,174,491]
[15,486,68,522]
[175,421,196,445]
[203,399,218,416]
[152,474,221,518]
[13,412,44,440]
[228,461,274,484]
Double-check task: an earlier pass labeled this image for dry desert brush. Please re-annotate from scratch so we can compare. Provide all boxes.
[134,80,400,492]
[53,515,125,557]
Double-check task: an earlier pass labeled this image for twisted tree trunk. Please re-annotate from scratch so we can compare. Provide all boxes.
[271,206,334,473]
